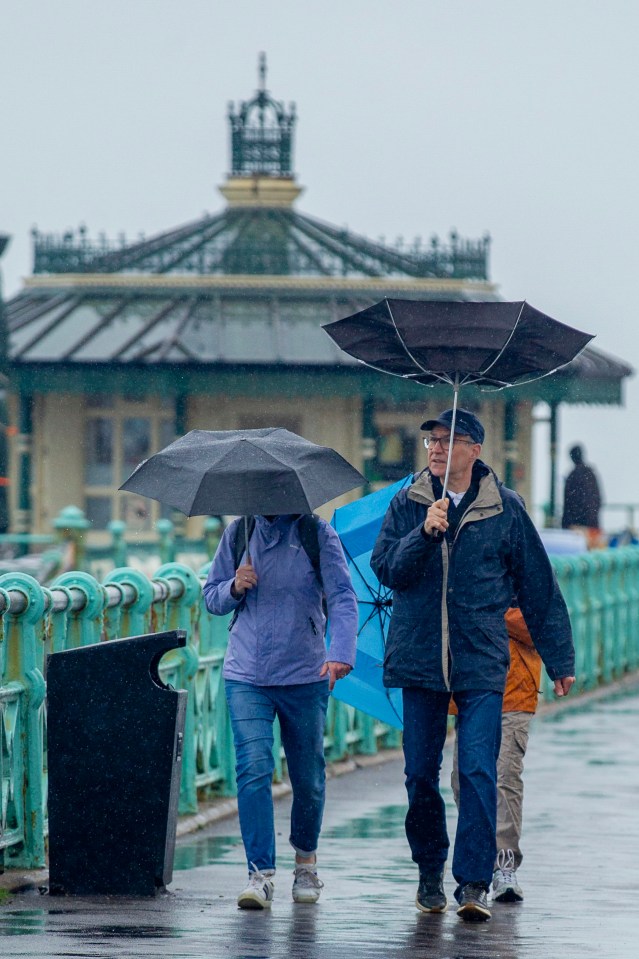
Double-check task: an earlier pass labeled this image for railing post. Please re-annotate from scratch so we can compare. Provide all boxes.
[0,572,47,868]
[155,519,175,565]
[103,567,155,638]
[53,505,91,572]
[196,562,236,798]
[153,562,202,814]
[203,517,223,561]
[107,520,127,569]
[49,571,105,648]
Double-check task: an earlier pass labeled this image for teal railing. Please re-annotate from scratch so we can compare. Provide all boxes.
[2,548,639,870]
[0,561,400,871]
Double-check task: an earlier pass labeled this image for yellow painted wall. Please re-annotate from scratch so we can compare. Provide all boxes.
[34,394,84,531]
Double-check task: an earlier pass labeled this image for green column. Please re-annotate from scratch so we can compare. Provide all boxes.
[172,394,188,535]
[549,401,559,526]
[503,400,517,490]
[361,395,377,491]
[14,393,34,542]
[0,235,9,534]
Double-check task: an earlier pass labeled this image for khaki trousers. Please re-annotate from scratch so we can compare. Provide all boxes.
[452,710,533,870]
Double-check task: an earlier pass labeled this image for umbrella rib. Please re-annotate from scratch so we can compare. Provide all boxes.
[351,356,440,384]
[385,299,453,384]
[476,300,527,381]
[385,300,431,376]
[342,546,384,604]
[479,340,594,391]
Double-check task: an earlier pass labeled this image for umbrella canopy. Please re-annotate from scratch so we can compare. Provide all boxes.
[323,298,594,498]
[322,299,594,389]
[329,475,412,729]
[120,427,365,517]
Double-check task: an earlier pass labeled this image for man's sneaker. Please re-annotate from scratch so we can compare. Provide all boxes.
[455,883,491,921]
[492,848,524,903]
[292,863,324,903]
[237,866,275,910]
[415,868,447,913]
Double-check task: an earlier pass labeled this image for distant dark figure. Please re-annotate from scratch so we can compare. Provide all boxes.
[561,445,602,531]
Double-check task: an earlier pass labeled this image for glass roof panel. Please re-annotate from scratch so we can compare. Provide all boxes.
[118,301,185,361]
[9,298,79,356]
[72,299,173,361]
[221,300,276,362]
[179,300,222,360]
[20,299,121,360]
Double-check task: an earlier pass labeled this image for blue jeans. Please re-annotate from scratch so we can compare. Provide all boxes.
[225,679,330,873]
[402,687,502,890]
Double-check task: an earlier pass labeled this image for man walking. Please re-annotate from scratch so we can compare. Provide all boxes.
[371,408,575,921]
[562,444,603,542]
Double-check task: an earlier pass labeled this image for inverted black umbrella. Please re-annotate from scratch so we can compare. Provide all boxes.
[119,427,365,557]
[323,299,594,496]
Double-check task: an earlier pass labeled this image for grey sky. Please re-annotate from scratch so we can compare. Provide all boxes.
[2,0,638,521]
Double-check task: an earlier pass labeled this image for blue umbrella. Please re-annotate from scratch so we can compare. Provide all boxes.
[329,475,412,729]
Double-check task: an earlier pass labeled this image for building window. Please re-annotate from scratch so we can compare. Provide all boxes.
[84,397,175,531]
[376,427,417,481]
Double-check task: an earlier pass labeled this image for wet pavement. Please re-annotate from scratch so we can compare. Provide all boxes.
[2,686,639,958]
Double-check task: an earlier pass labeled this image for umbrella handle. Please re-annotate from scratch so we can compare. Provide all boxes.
[244,515,251,565]
[430,375,460,544]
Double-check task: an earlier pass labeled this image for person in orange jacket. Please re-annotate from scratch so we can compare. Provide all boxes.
[451,606,541,903]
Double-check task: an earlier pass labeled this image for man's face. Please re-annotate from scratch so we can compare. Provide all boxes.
[426,429,481,484]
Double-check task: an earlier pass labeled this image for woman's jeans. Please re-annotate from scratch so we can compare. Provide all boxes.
[225,679,330,874]
[402,687,503,889]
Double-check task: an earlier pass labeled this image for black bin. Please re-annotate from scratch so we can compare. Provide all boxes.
[47,629,187,896]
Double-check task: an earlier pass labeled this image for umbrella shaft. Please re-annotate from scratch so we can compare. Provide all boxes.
[441,376,460,500]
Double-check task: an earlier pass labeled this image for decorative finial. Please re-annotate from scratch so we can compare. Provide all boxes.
[258,52,267,92]
[227,56,297,177]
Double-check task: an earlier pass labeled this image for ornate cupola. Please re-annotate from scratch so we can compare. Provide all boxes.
[219,54,303,208]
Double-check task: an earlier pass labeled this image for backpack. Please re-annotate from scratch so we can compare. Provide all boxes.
[228,514,325,630]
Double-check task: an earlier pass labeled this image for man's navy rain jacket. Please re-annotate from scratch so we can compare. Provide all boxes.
[370,461,575,693]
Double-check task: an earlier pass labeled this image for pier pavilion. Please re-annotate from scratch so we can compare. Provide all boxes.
[1,59,632,540]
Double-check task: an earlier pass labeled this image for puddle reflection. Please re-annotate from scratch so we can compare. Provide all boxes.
[174,834,244,870]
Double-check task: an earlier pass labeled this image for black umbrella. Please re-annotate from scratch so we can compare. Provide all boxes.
[323,299,594,496]
[119,428,365,558]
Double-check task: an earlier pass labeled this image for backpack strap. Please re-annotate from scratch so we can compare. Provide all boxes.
[298,514,327,626]
[233,515,256,570]
[297,514,323,587]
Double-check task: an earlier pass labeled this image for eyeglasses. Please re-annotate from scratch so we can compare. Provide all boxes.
[423,434,477,451]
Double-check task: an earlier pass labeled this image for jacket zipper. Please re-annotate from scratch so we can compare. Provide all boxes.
[309,617,318,636]
[440,540,451,691]
[443,502,498,684]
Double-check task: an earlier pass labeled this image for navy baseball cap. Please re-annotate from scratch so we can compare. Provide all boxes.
[421,408,485,445]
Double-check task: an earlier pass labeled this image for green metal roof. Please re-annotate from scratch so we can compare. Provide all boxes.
[2,58,632,407]
[30,210,490,281]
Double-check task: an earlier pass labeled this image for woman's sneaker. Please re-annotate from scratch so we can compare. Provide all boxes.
[237,866,275,910]
[492,849,524,903]
[292,863,324,903]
